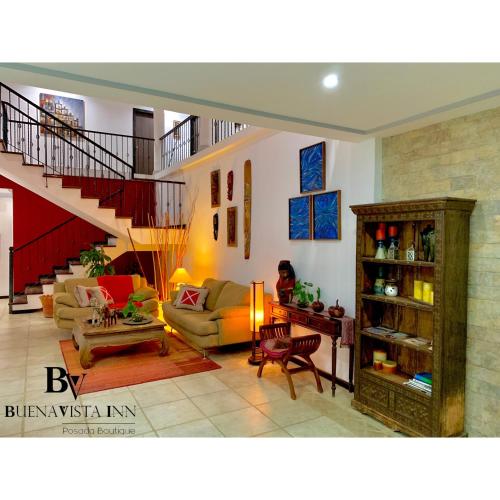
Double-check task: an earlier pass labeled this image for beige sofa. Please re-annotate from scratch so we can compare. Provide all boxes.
[53,275,159,330]
[162,278,272,351]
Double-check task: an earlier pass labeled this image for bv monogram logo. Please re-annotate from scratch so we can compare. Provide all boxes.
[45,367,87,400]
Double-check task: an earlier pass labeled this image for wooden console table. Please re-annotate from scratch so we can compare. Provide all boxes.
[269,301,354,396]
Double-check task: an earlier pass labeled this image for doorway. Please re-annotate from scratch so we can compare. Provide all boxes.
[0,188,13,297]
[133,108,154,175]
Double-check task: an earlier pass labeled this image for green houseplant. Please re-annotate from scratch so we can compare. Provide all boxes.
[311,287,325,313]
[122,293,146,321]
[80,245,115,277]
[293,280,314,308]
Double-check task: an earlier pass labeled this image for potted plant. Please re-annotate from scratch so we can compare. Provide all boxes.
[122,293,146,322]
[293,280,314,308]
[80,245,115,277]
[311,287,324,313]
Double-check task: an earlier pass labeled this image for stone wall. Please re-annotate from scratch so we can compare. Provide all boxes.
[382,107,500,437]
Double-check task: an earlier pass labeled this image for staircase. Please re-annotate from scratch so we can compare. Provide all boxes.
[0,83,186,313]
[11,234,123,312]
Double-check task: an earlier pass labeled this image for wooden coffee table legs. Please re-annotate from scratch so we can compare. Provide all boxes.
[159,335,169,356]
[80,346,94,369]
[73,332,169,369]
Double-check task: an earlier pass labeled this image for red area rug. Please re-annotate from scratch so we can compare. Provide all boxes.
[59,333,221,395]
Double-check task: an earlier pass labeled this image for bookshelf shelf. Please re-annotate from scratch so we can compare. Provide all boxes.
[360,329,433,354]
[351,197,476,437]
[361,257,435,268]
[361,293,434,312]
[361,367,432,399]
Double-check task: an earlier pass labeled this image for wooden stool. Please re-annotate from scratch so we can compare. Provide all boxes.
[257,322,323,400]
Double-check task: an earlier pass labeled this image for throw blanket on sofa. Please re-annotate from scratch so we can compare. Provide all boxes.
[97,275,134,306]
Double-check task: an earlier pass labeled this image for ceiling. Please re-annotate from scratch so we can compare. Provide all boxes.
[1,63,500,141]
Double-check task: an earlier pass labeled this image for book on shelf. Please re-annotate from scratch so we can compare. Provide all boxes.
[404,372,433,395]
[404,379,432,395]
[400,336,432,348]
[364,326,410,340]
[415,372,433,385]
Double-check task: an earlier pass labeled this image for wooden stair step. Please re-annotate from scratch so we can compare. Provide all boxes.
[11,294,28,305]
[25,283,43,295]
[39,275,56,284]
[53,268,72,275]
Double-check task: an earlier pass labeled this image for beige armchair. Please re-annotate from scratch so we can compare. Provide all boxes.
[53,275,159,330]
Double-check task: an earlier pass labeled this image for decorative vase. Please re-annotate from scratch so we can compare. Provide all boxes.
[375,240,387,259]
[387,238,399,260]
[311,301,324,313]
[297,301,309,309]
[328,299,345,318]
[374,277,386,295]
[384,279,398,297]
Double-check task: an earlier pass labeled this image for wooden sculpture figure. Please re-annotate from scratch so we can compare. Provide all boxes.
[276,260,296,304]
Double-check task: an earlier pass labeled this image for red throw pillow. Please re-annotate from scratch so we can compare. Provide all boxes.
[174,286,209,312]
[97,275,134,304]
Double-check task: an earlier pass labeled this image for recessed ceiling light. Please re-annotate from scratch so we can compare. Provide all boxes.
[322,73,339,89]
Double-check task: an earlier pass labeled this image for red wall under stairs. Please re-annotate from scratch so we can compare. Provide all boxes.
[0,174,108,293]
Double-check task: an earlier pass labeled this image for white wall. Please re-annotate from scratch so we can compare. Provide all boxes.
[0,189,13,297]
[168,132,376,380]
[164,110,189,132]
[7,82,153,136]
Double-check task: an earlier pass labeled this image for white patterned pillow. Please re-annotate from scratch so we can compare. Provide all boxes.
[88,286,114,306]
[73,285,114,307]
[73,285,91,307]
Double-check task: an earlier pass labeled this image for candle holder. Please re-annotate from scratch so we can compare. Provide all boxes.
[375,240,387,259]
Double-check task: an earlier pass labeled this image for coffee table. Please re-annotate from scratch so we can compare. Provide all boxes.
[72,317,169,369]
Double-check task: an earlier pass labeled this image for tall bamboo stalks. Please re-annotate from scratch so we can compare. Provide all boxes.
[147,188,197,301]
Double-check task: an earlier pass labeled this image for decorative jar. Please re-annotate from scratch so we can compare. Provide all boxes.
[384,279,398,297]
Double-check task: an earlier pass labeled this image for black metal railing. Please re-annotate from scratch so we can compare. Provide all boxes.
[160,115,199,170]
[0,83,187,223]
[0,83,134,180]
[81,128,155,176]
[212,119,248,145]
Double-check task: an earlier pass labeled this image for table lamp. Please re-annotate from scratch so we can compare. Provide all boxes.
[169,267,193,289]
[248,280,265,365]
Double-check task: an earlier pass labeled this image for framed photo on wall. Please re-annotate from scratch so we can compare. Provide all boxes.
[312,190,341,240]
[211,169,221,208]
[299,141,326,193]
[289,196,312,240]
[227,207,237,246]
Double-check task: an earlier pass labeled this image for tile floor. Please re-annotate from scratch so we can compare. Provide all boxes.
[0,299,401,438]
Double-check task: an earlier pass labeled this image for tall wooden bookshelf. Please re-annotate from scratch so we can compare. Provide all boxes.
[350,198,475,437]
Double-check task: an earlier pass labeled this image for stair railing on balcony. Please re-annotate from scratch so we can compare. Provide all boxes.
[11,124,156,176]
[211,119,248,145]
[160,115,199,170]
[0,83,134,180]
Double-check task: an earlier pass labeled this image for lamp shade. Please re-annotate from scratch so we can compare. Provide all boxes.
[250,281,265,333]
[169,267,192,284]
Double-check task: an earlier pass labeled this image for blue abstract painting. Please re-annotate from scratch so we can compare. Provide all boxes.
[289,196,311,240]
[313,190,341,240]
[300,141,325,193]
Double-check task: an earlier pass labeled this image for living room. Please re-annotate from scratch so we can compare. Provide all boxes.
[1,3,498,499]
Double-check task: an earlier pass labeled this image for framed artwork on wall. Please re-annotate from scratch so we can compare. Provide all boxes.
[299,141,326,193]
[227,170,234,201]
[227,207,237,247]
[312,190,341,240]
[173,120,181,140]
[39,93,85,134]
[299,141,325,193]
[289,196,312,240]
[211,169,221,207]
